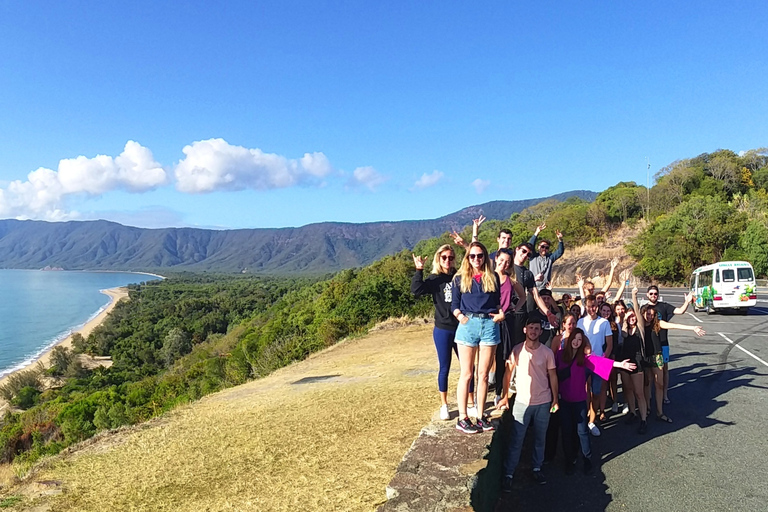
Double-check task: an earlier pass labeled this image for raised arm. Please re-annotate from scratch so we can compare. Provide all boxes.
[471,216,485,243]
[673,291,695,315]
[659,320,705,337]
[577,274,586,302]
[531,287,560,328]
[632,286,646,330]
[529,222,546,246]
[601,258,619,293]
[613,269,630,302]
[551,230,564,261]
[410,255,431,297]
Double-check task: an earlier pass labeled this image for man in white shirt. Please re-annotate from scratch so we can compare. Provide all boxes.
[577,295,613,437]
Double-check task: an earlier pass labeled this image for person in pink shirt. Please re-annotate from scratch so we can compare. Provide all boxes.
[497,317,558,487]
[556,328,636,475]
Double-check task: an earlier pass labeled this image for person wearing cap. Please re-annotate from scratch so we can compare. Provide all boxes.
[497,316,559,487]
[644,285,694,404]
[531,289,563,349]
[528,223,565,290]
[513,243,559,342]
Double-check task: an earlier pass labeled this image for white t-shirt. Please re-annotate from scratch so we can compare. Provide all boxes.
[577,316,612,357]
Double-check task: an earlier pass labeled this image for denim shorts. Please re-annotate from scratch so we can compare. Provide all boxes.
[661,346,670,364]
[591,375,604,394]
[456,315,500,347]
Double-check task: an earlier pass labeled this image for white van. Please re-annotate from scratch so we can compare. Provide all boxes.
[690,261,757,314]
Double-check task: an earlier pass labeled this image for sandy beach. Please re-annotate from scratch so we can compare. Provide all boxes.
[0,286,129,411]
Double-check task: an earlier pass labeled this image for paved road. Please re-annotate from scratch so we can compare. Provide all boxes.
[478,288,768,512]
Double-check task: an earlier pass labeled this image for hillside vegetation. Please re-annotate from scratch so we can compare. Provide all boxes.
[0,191,595,274]
[0,146,766,508]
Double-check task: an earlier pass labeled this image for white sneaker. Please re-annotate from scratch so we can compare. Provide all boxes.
[622,405,630,415]
[467,405,479,418]
[439,404,450,421]
[611,403,619,414]
[588,422,601,437]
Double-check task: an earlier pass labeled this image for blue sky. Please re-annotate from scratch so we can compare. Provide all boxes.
[0,1,766,229]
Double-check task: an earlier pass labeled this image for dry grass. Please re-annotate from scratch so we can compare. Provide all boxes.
[1,323,447,512]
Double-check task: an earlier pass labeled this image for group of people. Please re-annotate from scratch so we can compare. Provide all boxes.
[411,220,706,488]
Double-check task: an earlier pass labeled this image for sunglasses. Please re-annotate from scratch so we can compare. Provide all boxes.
[469,253,484,260]
[441,255,455,261]
[519,249,530,255]
[648,292,658,296]
[540,245,550,250]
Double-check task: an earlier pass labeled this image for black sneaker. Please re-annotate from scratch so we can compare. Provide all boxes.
[501,476,514,492]
[456,417,479,434]
[475,416,495,432]
[583,458,593,475]
[624,412,637,425]
[532,470,547,485]
[638,420,647,435]
[565,461,576,475]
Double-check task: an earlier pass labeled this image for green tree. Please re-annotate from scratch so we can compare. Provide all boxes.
[160,328,192,367]
[740,220,768,277]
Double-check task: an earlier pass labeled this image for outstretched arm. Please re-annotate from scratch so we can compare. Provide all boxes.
[531,287,559,328]
[659,320,705,336]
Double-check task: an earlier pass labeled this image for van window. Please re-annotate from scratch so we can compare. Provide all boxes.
[715,270,720,283]
[738,268,754,281]
[722,269,735,282]
[700,270,712,287]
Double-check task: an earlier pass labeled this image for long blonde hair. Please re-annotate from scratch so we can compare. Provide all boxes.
[430,244,456,275]
[459,242,497,293]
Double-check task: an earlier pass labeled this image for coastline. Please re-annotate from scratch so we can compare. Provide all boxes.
[0,287,129,411]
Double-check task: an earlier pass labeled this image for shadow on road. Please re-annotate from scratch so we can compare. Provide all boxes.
[469,353,766,512]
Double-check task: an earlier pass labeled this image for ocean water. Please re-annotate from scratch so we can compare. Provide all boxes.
[0,270,159,377]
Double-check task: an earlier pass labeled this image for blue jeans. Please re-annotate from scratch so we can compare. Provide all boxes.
[433,327,474,394]
[505,401,551,477]
[560,399,591,462]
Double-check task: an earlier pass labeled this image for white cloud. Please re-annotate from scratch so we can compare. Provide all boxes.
[174,138,333,193]
[412,170,444,191]
[472,178,491,194]
[0,141,166,221]
[347,166,388,191]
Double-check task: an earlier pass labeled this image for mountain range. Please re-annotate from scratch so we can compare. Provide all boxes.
[0,190,596,273]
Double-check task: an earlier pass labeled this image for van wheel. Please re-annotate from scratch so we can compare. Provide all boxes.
[739,308,749,316]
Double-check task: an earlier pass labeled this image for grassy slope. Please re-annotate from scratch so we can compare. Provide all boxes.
[3,321,442,512]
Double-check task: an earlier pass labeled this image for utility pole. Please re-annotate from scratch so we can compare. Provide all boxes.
[645,157,651,220]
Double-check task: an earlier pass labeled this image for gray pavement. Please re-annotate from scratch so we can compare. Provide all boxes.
[483,288,768,512]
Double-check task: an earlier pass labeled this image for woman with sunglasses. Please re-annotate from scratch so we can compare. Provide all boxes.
[632,286,705,424]
[412,244,476,420]
[451,242,504,434]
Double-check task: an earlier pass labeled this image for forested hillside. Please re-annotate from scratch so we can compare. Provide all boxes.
[0,190,595,274]
[0,146,766,471]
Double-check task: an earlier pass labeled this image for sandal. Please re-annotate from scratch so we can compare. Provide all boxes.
[663,398,671,404]
[657,414,673,423]
[599,412,606,422]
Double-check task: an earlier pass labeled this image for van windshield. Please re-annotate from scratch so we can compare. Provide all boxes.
[738,268,754,282]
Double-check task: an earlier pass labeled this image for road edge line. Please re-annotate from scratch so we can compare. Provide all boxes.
[718,332,768,368]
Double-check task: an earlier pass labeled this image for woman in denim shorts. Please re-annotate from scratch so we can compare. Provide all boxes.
[451,242,504,434]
